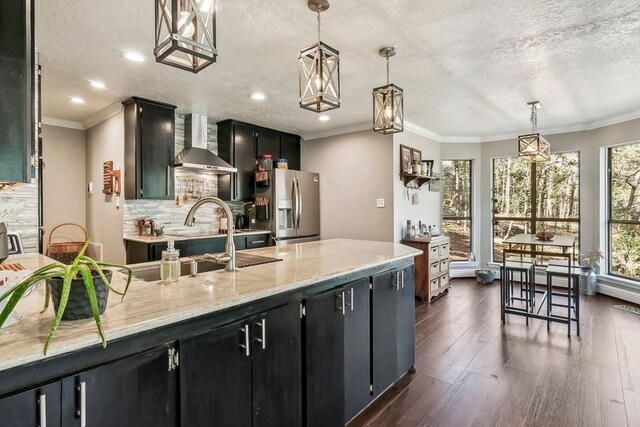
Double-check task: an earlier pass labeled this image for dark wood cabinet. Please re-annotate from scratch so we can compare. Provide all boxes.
[0,0,34,183]
[256,128,280,160]
[180,319,252,427]
[123,97,177,200]
[397,265,416,376]
[179,302,301,427]
[305,286,345,427]
[279,133,301,171]
[125,234,270,264]
[61,345,178,427]
[344,278,372,422]
[371,269,399,396]
[218,121,257,201]
[0,381,61,427]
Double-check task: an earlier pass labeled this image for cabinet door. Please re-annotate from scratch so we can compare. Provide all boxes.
[256,128,280,159]
[139,101,175,200]
[305,287,345,427]
[280,133,301,171]
[0,0,33,183]
[233,123,257,201]
[0,381,61,427]
[344,278,372,422]
[397,265,416,376]
[61,345,178,427]
[371,269,399,396]
[180,320,252,427]
[251,303,302,427]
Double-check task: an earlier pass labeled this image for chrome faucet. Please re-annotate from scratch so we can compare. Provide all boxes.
[184,197,236,271]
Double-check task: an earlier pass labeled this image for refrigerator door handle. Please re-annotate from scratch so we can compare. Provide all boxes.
[296,176,302,229]
[292,177,298,230]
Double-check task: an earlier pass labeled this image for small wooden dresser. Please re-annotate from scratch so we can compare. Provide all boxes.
[402,236,450,302]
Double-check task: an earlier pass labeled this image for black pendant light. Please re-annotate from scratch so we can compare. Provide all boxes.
[154,0,217,73]
[373,47,404,134]
[298,0,341,112]
[518,101,551,162]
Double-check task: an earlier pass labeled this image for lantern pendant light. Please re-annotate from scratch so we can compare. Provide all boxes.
[373,47,404,134]
[298,0,341,112]
[518,101,551,162]
[154,0,218,73]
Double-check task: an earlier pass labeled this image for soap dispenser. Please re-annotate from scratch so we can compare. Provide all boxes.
[160,239,180,282]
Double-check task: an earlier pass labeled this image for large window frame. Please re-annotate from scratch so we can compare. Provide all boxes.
[607,141,640,281]
[491,152,581,263]
[442,159,473,262]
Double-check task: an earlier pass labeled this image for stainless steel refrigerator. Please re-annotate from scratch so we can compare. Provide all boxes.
[255,169,320,245]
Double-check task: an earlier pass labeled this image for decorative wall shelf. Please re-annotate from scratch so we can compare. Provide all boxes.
[400,173,436,189]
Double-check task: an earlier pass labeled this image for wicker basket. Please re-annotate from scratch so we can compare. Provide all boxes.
[46,223,88,265]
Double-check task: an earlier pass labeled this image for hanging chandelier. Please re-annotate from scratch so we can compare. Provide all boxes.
[298,0,340,112]
[372,47,404,134]
[154,0,217,73]
[518,101,550,162]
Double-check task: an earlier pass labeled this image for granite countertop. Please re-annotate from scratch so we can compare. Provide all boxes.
[123,229,271,243]
[0,239,421,371]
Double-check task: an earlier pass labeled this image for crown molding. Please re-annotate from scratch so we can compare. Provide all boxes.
[302,121,371,141]
[82,102,124,129]
[41,117,85,130]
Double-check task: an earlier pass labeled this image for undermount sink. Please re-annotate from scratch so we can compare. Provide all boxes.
[131,260,224,282]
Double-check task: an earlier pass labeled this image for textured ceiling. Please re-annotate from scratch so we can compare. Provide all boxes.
[36,0,640,139]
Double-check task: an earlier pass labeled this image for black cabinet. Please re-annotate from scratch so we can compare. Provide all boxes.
[280,133,301,171]
[0,0,34,183]
[305,286,345,427]
[218,121,257,201]
[344,278,372,422]
[61,344,178,427]
[180,302,301,427]
[397,265,416,376]
[180,319,252,426]
[123,97,176,200]
[256,128,280,159]
[0,381,61,427]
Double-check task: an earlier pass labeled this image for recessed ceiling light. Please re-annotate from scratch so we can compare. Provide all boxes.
[90,80,106,89]
[122,51,145,62]
[250,92,267,101]
[70,97,85,104]
[318,115,330,121]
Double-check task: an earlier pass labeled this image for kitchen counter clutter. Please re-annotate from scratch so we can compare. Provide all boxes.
[122,229,270,243]
[0,239,420,426]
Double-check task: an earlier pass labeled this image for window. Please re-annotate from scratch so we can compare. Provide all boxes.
[492,152,580,262]
[442,160,472,261]
[608,142,640,280]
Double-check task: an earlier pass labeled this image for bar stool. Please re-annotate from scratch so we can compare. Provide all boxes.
[501,257,536,325]
[545,260,580,336]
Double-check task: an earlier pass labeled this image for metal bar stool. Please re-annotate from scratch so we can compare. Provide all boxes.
[501,258,536,325]
[545,260,580,336]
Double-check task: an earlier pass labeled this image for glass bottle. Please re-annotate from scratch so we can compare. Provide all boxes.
[160,239,180,283]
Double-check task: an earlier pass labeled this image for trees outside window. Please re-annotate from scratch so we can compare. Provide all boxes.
[442,160,472,261]
[608,143,640,280]
[492,153,580,262]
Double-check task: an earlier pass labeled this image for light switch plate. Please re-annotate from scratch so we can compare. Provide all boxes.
[376,198,385,208]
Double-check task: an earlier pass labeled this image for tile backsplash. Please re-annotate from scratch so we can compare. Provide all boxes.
[0,181,39,253]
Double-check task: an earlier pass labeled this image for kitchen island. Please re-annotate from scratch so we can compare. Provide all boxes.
[0,239,420,426]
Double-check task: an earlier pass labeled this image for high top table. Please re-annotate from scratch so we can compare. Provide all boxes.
[501,233,578,336]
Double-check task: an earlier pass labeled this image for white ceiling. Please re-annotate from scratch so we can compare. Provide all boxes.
[36,0,640,140]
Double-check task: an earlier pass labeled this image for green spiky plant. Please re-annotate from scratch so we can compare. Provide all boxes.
[0,241,132,354]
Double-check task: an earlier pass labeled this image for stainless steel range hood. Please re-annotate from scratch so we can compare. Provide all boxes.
[175,114,237,173]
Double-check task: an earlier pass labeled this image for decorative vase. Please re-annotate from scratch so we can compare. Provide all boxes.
[47,271,111,321]
[579,267,596,296]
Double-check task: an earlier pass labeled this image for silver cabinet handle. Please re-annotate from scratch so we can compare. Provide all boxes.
[401,270,405,288]
[345,288,354,311]
[337,291,345,315]
[250,240,265,244]
[39,393,47,427]
[253,319,266,349]
[78,381,86,427]
[166,166,171,196]
[392,271,400,289]
[239,324,250,357]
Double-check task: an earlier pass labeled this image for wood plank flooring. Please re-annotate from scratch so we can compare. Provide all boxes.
[348,278,640,427]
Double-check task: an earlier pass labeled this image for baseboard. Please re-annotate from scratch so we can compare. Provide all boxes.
[596,281,640,305]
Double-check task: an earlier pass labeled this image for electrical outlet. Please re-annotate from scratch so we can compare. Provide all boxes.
[115,196,120,209]
[376,198,385,208]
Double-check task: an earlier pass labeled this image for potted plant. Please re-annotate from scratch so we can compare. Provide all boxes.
[0,241,132,354]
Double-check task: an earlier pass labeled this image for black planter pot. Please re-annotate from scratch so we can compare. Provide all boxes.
[47,270,112,321]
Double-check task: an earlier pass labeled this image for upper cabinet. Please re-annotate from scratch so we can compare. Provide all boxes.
[0,0,34,183]
[123,97,176,200]
[217,119,301,202]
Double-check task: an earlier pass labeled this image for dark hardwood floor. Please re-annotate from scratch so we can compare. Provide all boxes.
[348,278,640,427]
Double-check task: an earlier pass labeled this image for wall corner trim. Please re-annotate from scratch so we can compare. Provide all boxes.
[41,117,85,130]
[82,102,125,129]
